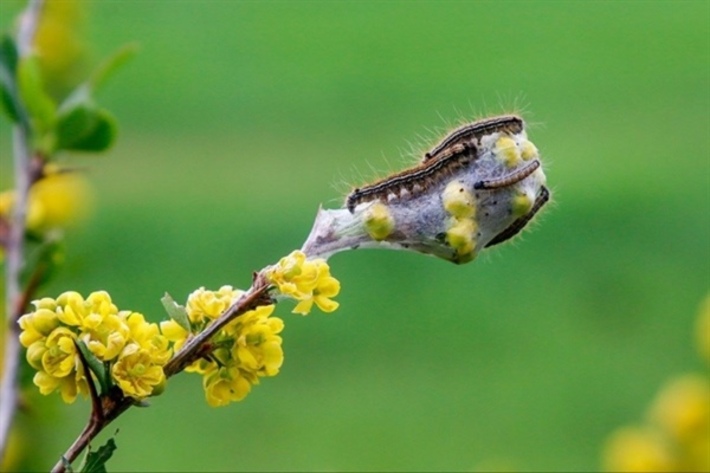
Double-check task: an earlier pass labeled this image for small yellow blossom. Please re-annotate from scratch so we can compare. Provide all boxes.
[18,307,59,347]
[292,267,340,315]
[203,365,253,407]
[25,341,47,371]
[267,250,312,299]
[111,343,166,399]
[54,291,88,326]
[266,250,341,315]
[232,307,284,376]
[81,311,128,361]
[33,359,89,404]
[125,312,171,365]
[41,327,78,377]
[186,285,241,323]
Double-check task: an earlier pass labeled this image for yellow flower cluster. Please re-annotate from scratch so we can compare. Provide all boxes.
[266,250,340,315]
[160,286,284,407]
[17,252,339,407]
[602,296,710,472]
[18,291,170,402]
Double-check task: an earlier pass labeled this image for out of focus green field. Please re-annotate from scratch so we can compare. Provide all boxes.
[1,1,709,471]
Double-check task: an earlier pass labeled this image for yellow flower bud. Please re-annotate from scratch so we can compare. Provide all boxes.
[26,341,47,371]
[363,202,395,241]
[267,250,341,315]
[512,191,534,218]
[496,136,521,168]
[442,180,475,219]
[445,218,477,261]
[18,308,59,347]
[520,140,538,161]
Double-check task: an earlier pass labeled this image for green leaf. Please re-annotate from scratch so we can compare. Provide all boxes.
[73,108,116,151]
[55,102,95,145]
[17,54,57,134]
[161,293,191,332]
[88,43,139,93]
[79,438,117,473]
[75,339,110,395]
[55,104,117,152]
[50,43,135,153]
[0,35,22,122]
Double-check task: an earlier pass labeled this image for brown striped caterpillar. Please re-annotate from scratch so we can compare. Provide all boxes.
[424,115,524,162]
[474,159,540,190]
[346,142,475,213]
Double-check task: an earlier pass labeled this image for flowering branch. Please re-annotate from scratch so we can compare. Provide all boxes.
[49,273,274,473]
[2,5,550,471]
[0,0,44,461]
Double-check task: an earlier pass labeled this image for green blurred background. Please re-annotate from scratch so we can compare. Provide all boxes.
[1,0,709,471]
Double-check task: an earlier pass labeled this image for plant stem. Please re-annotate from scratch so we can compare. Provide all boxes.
[0,0,44,461]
